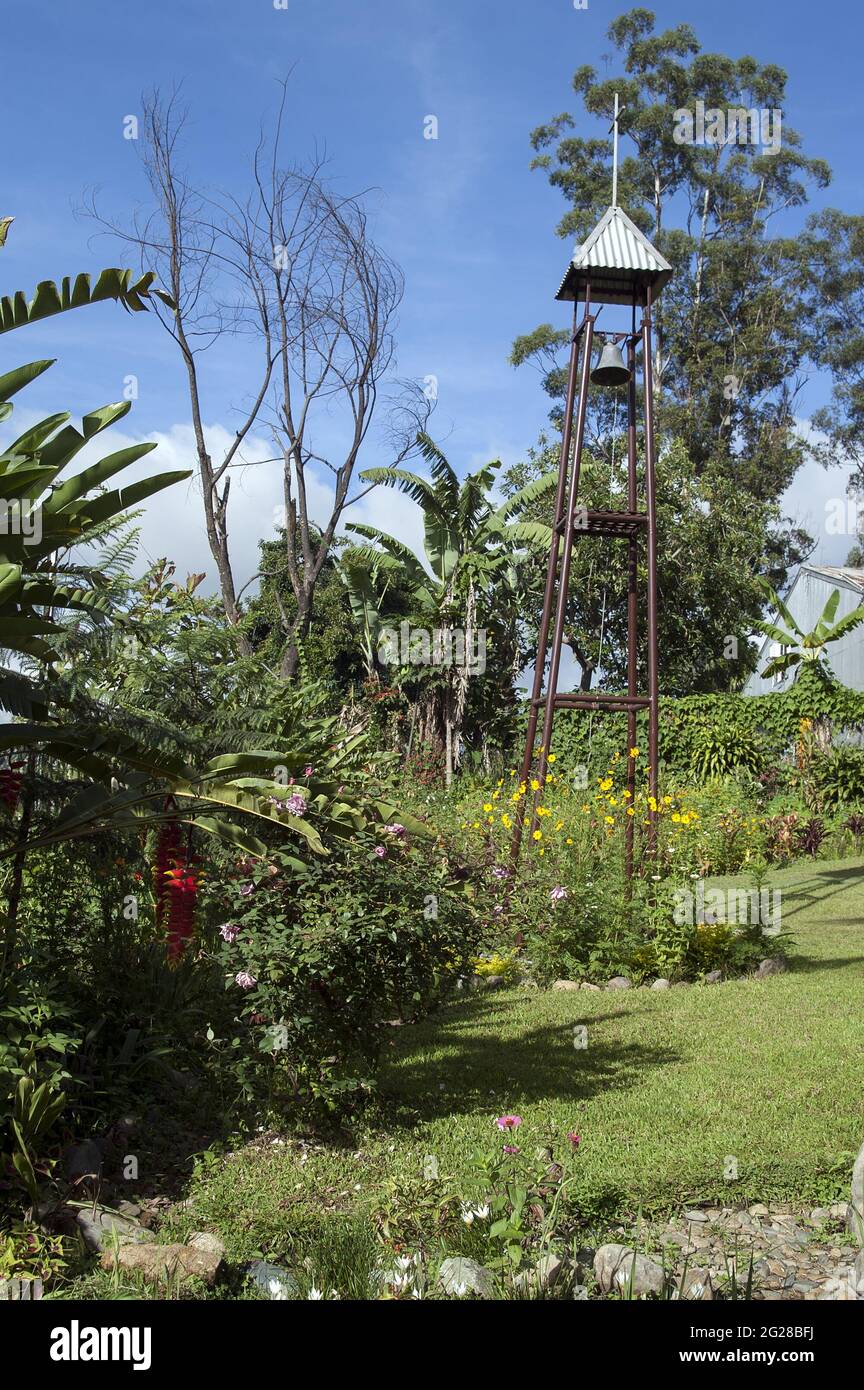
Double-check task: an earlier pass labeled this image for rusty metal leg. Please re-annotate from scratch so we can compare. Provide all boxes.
[510,305,584,867]
[642,293,660,857]
[625,334,638,882]
[534,307,596,808]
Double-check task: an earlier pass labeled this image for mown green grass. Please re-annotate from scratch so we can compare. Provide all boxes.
[58,858,864,1296]
[375,857,864,1210]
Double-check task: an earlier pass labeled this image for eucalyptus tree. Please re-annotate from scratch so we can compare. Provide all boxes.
[514,5,835,578]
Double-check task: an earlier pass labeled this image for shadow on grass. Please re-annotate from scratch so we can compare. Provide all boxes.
[378,992,680,1123]
[778,863,864,926]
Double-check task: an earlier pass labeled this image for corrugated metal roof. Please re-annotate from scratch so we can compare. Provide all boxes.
[556,205,673,305]
[805,565,864,594]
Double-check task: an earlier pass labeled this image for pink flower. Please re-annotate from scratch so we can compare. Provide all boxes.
[495,1115,522,1131]
[239,882,254,897]
[383,823,406,837]
[492,866,509,880]
[567,1132,581,1149]
[550,886,568,903]
[283,793,307,817]
[303,765,314,777]
[502,1144,519,1156]
[235,971,257,989]
[373,845,387,858]
[219,923,241,943]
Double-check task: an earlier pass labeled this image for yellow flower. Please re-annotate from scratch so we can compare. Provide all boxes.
[605,815,614,825]
[663,795,672,805]
[622,790,632,800]
[599,777,613,792]
[608,797,618,807]
[547,753,557,764]
[672,813,681,823]
[629,747,639,758]
[497,778,504,787]
[472,821,480,829]
[582,804,590,813]
[501,813,512,829]
[532,829,543,841]
[555,820,564,831]
[627,807,635,816]
[531,778,540,792]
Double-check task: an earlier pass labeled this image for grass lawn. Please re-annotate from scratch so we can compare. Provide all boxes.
[155,857,864,1260]
[61,857,864,1296]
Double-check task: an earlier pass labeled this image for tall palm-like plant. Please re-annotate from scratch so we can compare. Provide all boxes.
[344,434,555,781]
[757,584,864,680]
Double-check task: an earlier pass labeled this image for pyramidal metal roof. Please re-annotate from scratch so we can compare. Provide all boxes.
[556,204,672,306]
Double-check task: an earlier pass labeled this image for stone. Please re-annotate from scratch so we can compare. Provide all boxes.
[808,1207,830,1225]
[483,975,506,990]
[515,1253,564,1295]
[606,977,632,991]
[187,1231,226,1258]
[756,956,787,978]
[650,978,671,991]
[438,1256,495,1299]
[580,982,602,992]
[75,1206,155,1253]
[749,1204,770,1218]
[594,1244,666,1298]
[552,980,580,992]
[704,970,723,984]
[100,1242,222,1287]
[677,1267,713,1301]
[851,1141,864,1244]
[683,1210,709,1223]
[247,1259,299,1299]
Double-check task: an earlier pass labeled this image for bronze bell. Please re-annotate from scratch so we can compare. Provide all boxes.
[591,339,631,387]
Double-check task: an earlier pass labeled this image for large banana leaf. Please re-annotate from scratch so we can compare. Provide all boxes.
[0,268,173,335]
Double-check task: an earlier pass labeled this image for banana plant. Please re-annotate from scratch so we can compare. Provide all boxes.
[757,583,864,680]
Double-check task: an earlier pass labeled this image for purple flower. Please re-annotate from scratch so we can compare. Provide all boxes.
[303,765,314,777]
[383,823,406,837]
[373,845,387,859]
[567,1132,581,1149]
[239,882,254,897]
[235,971,257,989]
[491,866,509,880]
[502,1145,520,1156]
[219,923,241,943]
[283,793,307,817]
[550,886,568,903]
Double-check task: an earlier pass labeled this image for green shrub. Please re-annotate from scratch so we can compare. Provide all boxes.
[204,829,482,1113]
[811,746,864,810]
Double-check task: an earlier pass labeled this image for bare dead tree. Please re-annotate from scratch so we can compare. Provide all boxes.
[85,83,425,676]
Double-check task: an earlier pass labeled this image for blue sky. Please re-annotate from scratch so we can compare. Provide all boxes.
[3,0,862,587]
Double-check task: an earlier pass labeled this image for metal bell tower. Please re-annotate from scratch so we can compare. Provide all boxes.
[511,109,672,877]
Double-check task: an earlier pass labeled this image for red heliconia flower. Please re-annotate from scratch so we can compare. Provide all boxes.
[0,761,25,815]
[153,807,199,963]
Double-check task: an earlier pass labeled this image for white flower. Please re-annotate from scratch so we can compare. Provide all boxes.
[267,1279,289,1300]
[308,1286,324,1300]
[451,1281,468,1298]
